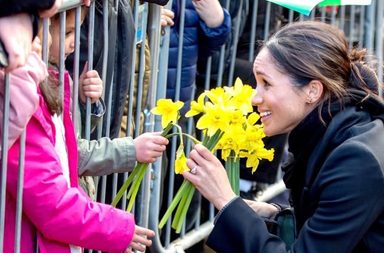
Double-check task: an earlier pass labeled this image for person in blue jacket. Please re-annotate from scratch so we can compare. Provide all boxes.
[161,0,231,113]
[183,20,384,253]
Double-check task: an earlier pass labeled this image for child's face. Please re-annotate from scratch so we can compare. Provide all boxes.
[49,10,76,66]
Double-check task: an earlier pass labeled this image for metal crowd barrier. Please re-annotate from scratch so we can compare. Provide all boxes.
[0,0,383,252]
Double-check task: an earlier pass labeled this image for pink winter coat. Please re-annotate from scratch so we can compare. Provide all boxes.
[4,63,135,252]
[0,52,47,155]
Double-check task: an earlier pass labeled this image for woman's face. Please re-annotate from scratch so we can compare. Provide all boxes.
[252,48,314,136]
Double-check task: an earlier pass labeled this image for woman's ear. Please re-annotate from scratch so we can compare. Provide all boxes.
[305,80,323,104]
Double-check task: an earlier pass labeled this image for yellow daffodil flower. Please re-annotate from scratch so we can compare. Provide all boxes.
[206,87,231,106]
[175,146,189,174]
[185,92,207,117]
[225,78,256,115]
[196,105,231,136]
[151,99,184,128]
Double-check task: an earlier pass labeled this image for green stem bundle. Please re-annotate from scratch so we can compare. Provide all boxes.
[226,152,240,195]
[159,129,223,233]
[111,123,173,212]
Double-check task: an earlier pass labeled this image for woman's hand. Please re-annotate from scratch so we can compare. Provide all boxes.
[243,199,280,218]
[183,144,236,210]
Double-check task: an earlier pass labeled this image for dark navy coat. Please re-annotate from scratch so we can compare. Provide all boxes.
[207,92,384,253]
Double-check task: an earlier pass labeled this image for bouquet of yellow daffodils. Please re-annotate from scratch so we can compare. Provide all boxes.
[157,78,274,233]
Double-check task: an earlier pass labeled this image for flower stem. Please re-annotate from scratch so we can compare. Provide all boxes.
[173,182,195,233]
[126,163,148,212]
[111,164,141,207]
[159,180,190,229]
[165,132,201,144]
[112,122,174,211]
[226,153,240,195]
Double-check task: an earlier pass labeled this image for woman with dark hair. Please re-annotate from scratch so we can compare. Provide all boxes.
[183,21,384,253]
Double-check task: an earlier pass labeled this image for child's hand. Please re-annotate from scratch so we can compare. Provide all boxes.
[192,0,224,28]
[124,225,155,253]
[133,132,169,163]
[79,62,103,104]
[160,7,175,27]
[31,37,42,59]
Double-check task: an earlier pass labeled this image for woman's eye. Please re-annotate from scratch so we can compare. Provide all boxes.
[263,80,271,87]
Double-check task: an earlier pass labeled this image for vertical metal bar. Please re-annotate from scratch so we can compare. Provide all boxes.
[162,0,187,244]
[375,0,383,97]
[71,6,82,131]
[59,12,66,102]
[359,6,365,47]
[216,0,229,87]
[175,0,186,101]
[122,0,139,211]
[248,0,259,62]
[288,9,294,23]
[227,0,243,86]
[111,0,120,211]
[98,0,109,208]
[310,8,316,20]
[14,132,26,253]
[42,18,50,65]
[263,2,271,40]
[135,2,152,230]
[148,0,173,251]
[339,6,345,30]
[85,0,96,141]
[330,6,337,26]
[321,7,326,23]
[134,3,148,138]
[203,57,212,91]
[364,2,375,52]
[349,6,356,48]
[0,74,10,249]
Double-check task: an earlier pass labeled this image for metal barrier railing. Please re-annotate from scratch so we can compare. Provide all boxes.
[1,0,383,252]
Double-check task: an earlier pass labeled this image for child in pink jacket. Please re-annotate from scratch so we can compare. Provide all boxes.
[4,16,155,253]
[49,5,168,201]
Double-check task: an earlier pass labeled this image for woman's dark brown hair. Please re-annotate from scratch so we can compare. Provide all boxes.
[263,20,381,118]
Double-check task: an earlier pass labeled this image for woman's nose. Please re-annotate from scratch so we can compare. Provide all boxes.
[252,91,262,106]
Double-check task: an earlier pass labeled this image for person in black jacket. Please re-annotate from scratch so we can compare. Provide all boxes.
[183,20,384,253]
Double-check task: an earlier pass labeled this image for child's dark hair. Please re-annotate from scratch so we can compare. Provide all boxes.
[39,73,62,115]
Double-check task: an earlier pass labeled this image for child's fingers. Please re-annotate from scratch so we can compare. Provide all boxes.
[81,77,100,85]
[80,61,89,76]
[83,69,100,78]
[32,37,42,57]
